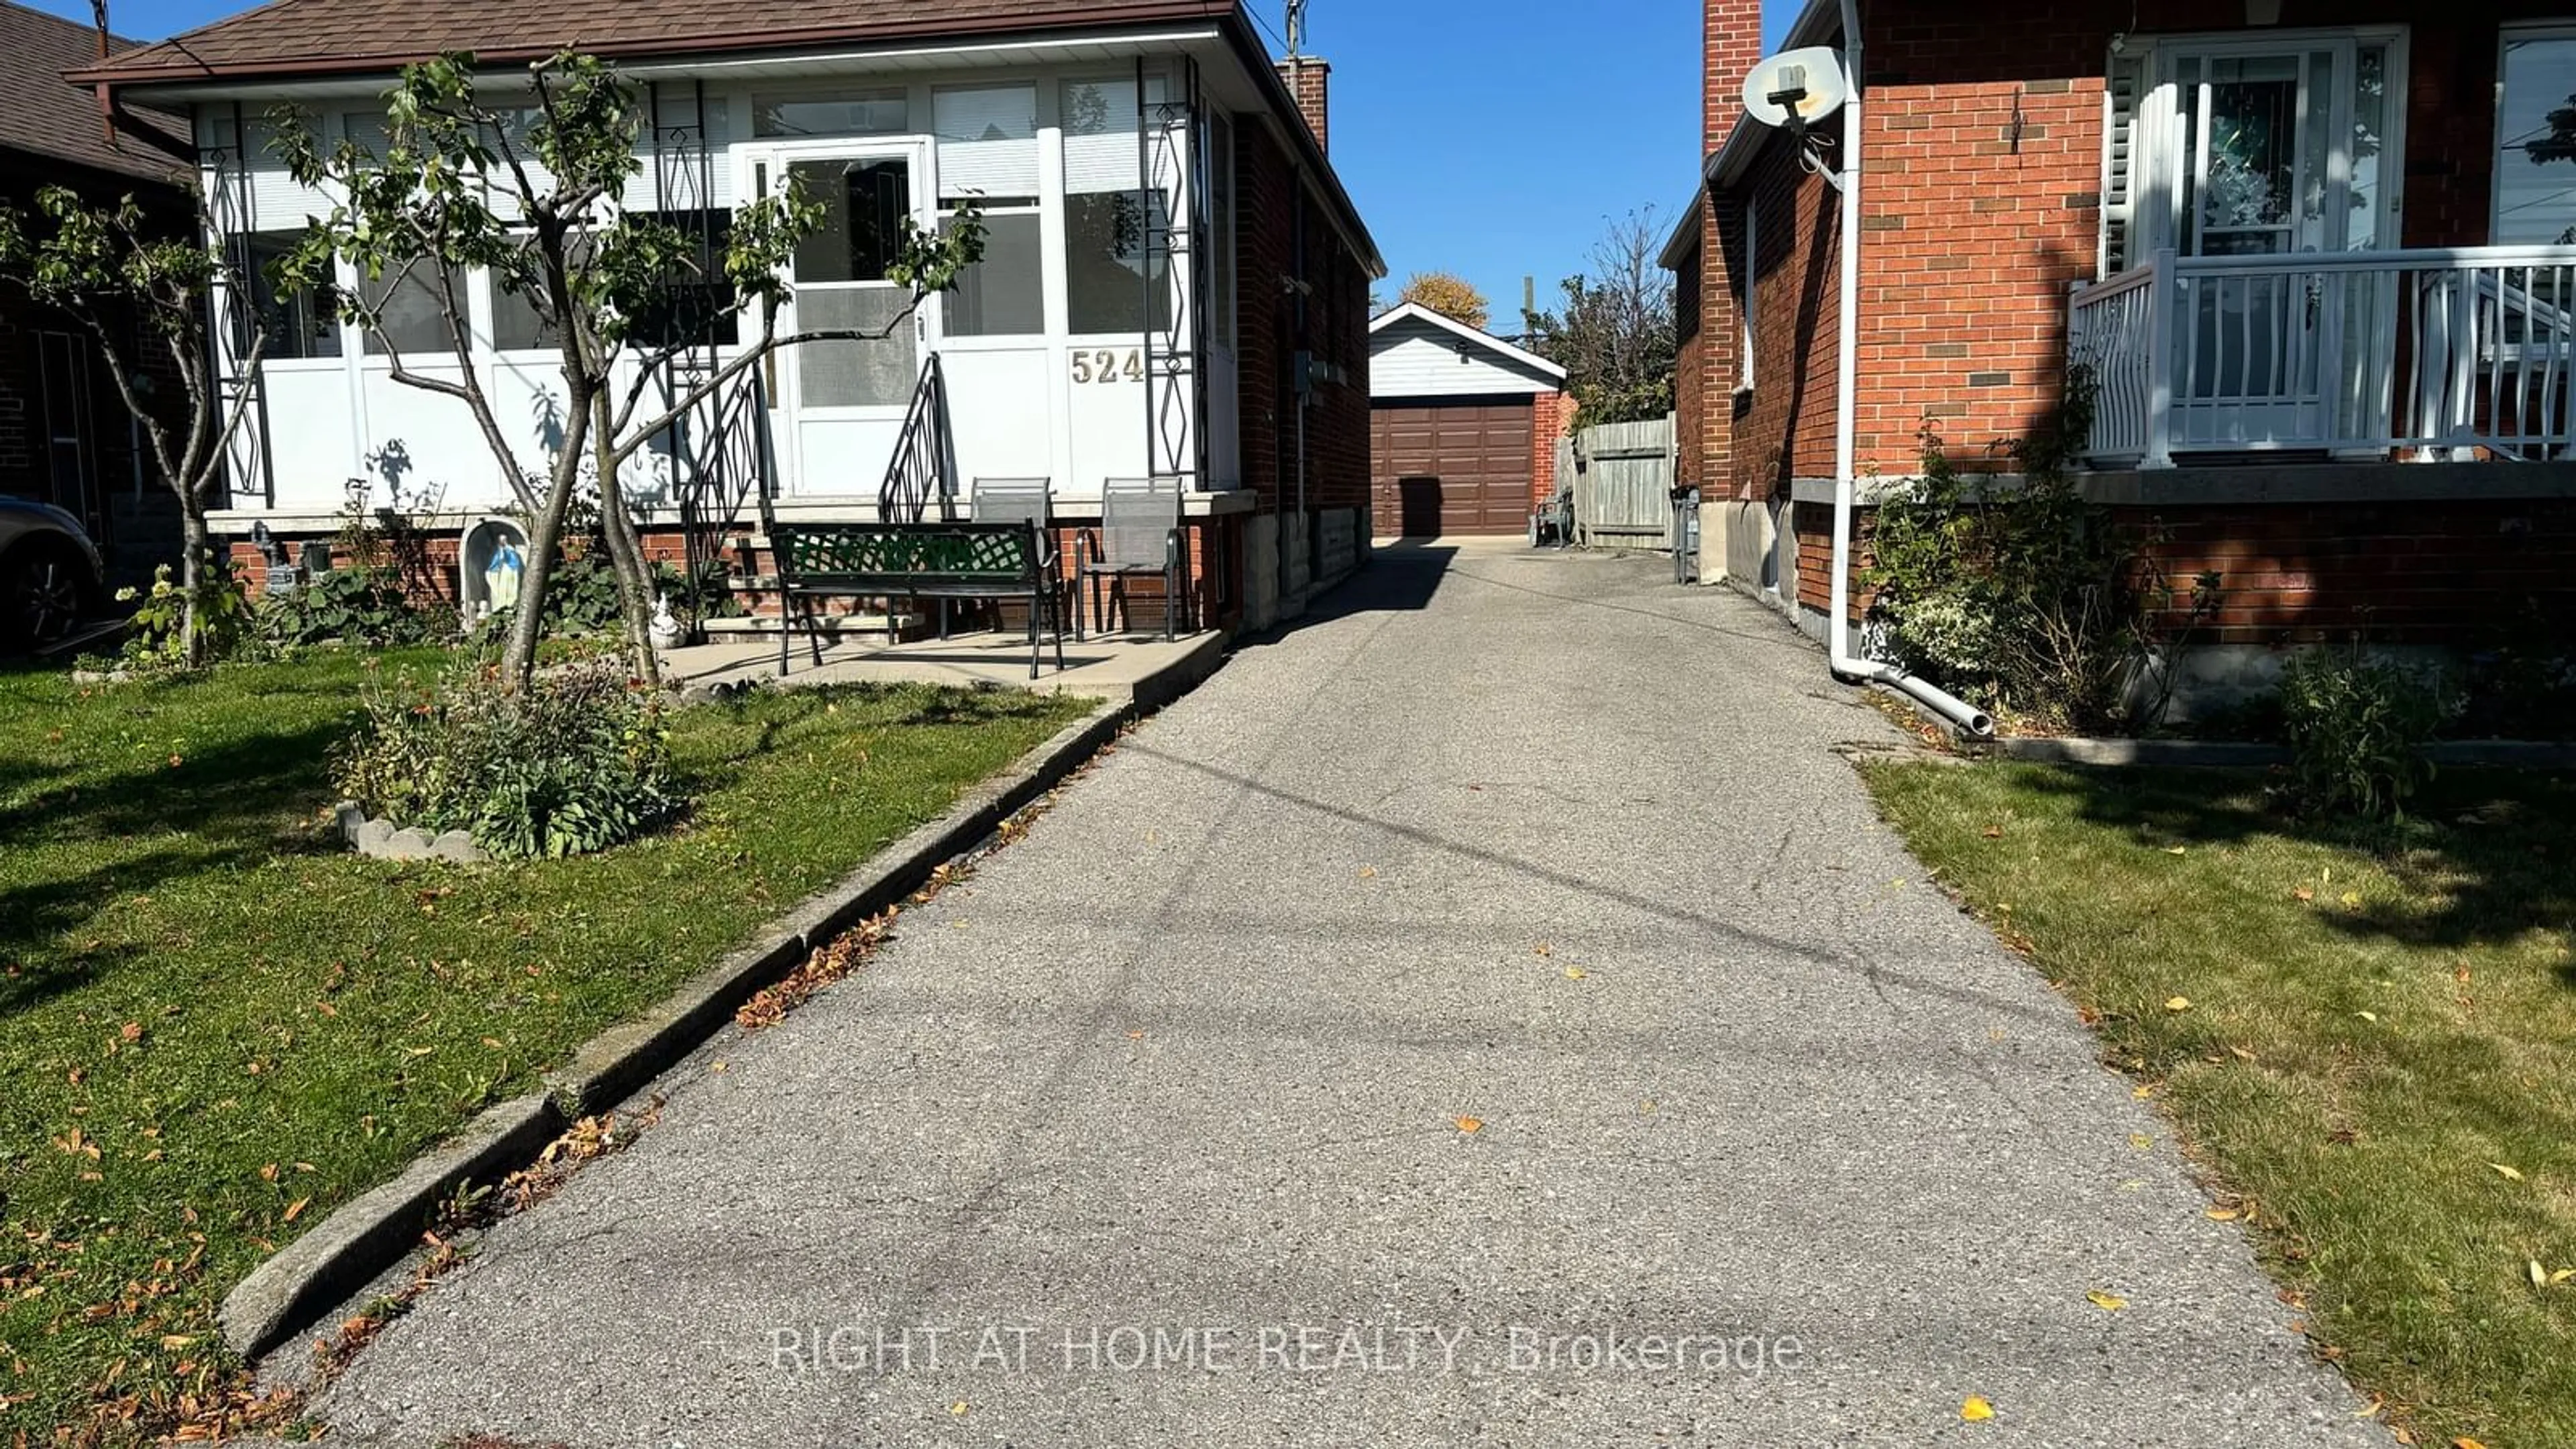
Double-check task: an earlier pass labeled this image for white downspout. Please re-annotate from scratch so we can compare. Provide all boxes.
[1823,0,1995,737]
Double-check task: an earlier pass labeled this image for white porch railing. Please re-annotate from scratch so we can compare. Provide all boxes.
[2068,246,2576,467]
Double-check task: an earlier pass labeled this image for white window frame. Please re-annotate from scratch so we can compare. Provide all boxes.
[2111,25,2408,264]
[2493,23,2576,247]
[1735,197,1758,393]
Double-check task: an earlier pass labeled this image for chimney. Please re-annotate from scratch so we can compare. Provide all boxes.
[1705,0,1766,153]
[1276,55,1330,154]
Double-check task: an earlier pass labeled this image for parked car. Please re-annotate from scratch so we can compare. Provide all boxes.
[0,496,105,650]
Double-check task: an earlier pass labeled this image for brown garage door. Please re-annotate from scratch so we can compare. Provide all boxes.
[1370,399,1534,537]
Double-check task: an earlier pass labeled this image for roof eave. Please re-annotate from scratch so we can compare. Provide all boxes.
[1654,194,1701,268]
[69,0,1234,86]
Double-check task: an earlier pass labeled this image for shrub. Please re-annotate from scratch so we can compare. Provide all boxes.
[333,656,676,859]
[115,559,264,671]
[1864,372,2220,733]
[262,566,446,648]
[2277,646,2448,820]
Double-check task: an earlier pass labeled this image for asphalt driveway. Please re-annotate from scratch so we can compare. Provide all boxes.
[319,539,2381,1446]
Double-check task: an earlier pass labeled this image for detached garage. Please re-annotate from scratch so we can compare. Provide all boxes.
[1367,303,1571,538]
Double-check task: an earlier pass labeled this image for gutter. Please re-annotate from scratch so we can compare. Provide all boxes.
[1819,0,1993,737]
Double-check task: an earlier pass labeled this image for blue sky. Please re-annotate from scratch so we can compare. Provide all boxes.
[35,0,1798,327]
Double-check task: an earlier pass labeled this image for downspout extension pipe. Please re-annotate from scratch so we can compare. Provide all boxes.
[1824,0,1994,739]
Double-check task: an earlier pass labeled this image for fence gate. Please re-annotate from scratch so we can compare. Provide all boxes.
[1565,415,1675,549]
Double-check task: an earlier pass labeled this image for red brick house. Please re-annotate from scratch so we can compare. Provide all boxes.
[0,0,191,570]
[76,0,1380,633]
[1670,0,2576,716]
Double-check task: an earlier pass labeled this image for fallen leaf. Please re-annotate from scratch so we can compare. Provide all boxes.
[1454,1116,1484,1134]
[2491,1163,2526,1183]
[1961,1396,1995,1423]
[951,1401,969,1416]
[281,1197,310,1223]
[2129,1132,2153,1150]
[1563,966,1587,981]
[2132,1084,2153,1099]
[1981,824,2004,839]
[1358,865,1379,879]
[2341,890,2363,908]
[119,1022,141,1043]
[1533,942,1551,957]
[2086,1289,2127,1311]
[2206,1208,2241,1222]
[2530,1258,2548,1289]
[258,1163,278,1183]
[2165,996,2192,1012]
[710,1061,729,1074]
[2164,845,2188,855]
[159,1335,193,1351]
[2228,1045,2257,1063]
[2552,1269,2576,1286]
[2355,1011,2379,1023]
[2456,1438,2490,1449]
[2293,886,2316,902]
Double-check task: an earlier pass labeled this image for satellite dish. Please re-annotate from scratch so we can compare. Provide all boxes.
[1742,46,1849,129]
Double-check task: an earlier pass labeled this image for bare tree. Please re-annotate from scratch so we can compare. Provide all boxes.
[1521,209,1676,427]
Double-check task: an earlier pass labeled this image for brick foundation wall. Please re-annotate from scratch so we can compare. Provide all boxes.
[229,516,1240,635]
[1790,494,2576,653]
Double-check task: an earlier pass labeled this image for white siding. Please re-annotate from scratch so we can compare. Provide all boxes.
[1369,317,1558,399]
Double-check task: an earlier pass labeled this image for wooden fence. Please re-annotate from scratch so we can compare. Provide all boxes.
[1552,415,1676,549]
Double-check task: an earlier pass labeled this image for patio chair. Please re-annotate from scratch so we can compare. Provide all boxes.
[968,477,1066,636]
[1074,476,1190,641]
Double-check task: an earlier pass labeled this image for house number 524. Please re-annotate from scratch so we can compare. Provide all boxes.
[1071,349,1145,384]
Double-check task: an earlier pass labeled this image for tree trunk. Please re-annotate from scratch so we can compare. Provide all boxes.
[176,501,211,670]
[590,390,661,688]
[500,386,594,691]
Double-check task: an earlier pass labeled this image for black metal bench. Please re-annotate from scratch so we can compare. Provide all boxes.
[769,520,1065,680]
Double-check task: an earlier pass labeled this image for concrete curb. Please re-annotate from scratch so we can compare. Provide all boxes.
[1982,737,2576,768]
[217,1093,564,1362]
[216,645,1218,1365]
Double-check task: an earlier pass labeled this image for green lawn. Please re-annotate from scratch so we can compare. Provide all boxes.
[0,653,1089,1442]
[1865,760,2576,1446]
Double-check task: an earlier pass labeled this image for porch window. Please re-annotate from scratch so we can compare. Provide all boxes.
[1210,111,1236,350]
[1060,76,1175,335]
[2496,29,2576,245]
[933,85,1042,337]
[239,230,340,360]
[358,262,467,358]
[753,90,907,140]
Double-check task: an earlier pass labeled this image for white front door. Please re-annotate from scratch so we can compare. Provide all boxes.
[2141,34,2401,448]
[746,140,938,498]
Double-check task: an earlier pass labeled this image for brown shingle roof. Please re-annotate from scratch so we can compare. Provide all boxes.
[75,0,1237,84]
[0,0,187,183]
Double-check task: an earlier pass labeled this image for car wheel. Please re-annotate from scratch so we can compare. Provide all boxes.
[3,543,91,650]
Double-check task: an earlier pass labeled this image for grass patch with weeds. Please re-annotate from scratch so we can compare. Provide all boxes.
[1863,759,2576,1446]
[0,653,1089,1442]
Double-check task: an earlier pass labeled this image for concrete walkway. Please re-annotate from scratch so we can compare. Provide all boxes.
[322,540,2379,1447]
